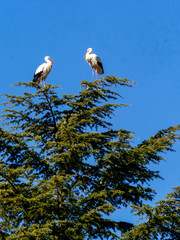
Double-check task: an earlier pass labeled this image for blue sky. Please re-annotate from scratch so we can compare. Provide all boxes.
[0,0,180,225]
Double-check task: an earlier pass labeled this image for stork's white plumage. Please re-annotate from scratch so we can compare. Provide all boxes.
[84,48,104,82]
[33,56,55,86]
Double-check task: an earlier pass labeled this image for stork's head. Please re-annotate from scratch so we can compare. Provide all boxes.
[45,56,55,64]
[84,48,93,58]
[87,48,93,54]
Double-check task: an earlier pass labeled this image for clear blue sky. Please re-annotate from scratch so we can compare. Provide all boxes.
[0,0,179,225]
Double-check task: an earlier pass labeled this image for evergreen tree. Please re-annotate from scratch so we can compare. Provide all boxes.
[0,77,179,239]
[123,186,180,240]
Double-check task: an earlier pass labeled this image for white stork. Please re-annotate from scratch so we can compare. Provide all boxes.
[33,56,55,86]
[84,48,104,82]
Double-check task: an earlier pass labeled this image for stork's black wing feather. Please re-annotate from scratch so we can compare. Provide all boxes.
[33,71,43,82]
[97,61,104,74]
[96,56,104,74]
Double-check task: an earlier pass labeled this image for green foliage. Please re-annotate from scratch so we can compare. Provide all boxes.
[0,76,179,239]
[122,186,180,240]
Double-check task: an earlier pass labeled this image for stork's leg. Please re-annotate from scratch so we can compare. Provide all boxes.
[40,80,42,87]
[95,69,98,80]
[44,80,45,87]
[92,69,94,82]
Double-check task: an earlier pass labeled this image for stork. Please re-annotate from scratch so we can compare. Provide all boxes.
[84,48,104,82]
[33,56,55,86]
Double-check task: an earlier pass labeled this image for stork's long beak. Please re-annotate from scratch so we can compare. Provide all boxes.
[50,59,55,65]
[83,52,87,58]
